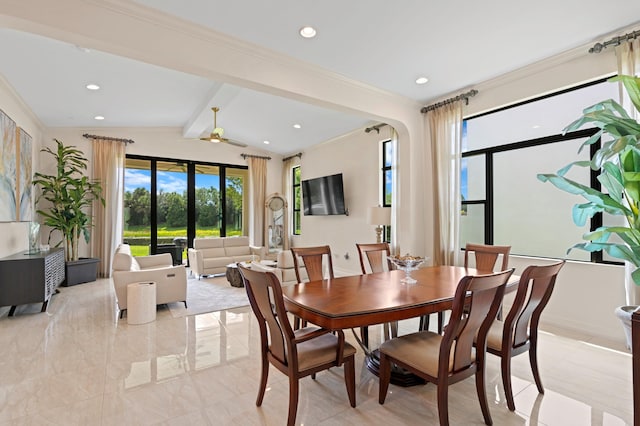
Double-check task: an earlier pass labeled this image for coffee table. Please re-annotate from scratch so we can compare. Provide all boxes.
[226,260,278,287]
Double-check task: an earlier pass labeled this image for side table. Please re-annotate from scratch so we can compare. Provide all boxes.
[127,282,156,324]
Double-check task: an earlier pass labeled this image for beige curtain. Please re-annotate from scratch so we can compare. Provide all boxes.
[281,156,297,250]
[616,38,640,304]
[616,38,640,121]
[248,157,267,247]
[427,102,463,266]
[91,139,126,277]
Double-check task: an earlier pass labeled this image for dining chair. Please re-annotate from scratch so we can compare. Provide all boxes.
[238,264,356,426]
[355,243,395,348]
[290,245,335,329]
[378,268,515,426]
[428,243,512,334]
[291,245,335,283]
[483,260,565,411]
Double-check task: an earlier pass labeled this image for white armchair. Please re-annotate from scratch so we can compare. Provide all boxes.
[112,244,188,318]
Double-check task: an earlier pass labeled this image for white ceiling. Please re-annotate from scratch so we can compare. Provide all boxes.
[0,1,639,155]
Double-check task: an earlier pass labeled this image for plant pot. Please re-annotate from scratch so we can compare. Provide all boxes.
[64,257,100,286]
[615,305,640,350]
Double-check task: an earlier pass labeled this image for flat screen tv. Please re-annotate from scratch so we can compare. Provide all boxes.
[302,173,346,215]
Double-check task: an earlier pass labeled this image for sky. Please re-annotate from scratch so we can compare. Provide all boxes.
[125,169,220,193]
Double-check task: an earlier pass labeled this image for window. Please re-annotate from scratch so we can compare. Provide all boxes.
[292,165,301,235]
[382,139,393,242]
[124,155,248,256]
[461,77,618,262]
[382,140,393,206]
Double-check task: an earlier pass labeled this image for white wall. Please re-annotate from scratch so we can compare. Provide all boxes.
[292,126,393,275]
[0,75,43,258]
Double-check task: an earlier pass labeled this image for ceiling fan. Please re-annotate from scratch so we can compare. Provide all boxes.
[199,107,247,147]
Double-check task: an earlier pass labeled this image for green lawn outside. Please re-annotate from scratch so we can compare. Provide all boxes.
[124,225,242,258]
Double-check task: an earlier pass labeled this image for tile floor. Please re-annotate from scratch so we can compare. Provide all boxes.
[0,277,633,425]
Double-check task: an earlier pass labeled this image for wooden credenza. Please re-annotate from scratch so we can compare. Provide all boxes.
[0,248,65,315]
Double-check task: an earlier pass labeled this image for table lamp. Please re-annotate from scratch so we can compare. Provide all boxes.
[368,206,391,243]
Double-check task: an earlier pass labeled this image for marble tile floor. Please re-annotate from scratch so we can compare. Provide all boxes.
[0,277,633,425]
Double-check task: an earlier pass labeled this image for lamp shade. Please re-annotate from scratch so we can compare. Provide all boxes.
[367,206,391,226]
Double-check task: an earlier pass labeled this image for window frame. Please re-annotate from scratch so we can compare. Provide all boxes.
[461,76,614,264]
[292,165,301,235]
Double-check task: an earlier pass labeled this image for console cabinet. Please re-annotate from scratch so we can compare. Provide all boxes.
[0,248,65,315]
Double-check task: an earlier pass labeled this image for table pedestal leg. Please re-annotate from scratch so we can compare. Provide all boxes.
[365,349,426,387]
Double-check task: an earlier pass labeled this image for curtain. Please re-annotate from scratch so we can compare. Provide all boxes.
[91,138,126,278]
[281,156,297,250]
[616,38,640,121]
[248,157,267,247]
[616,39,640,304]
[427,102,463,266]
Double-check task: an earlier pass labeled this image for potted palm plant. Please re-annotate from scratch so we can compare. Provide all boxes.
[537,75,640,348]
[33,139,105,286]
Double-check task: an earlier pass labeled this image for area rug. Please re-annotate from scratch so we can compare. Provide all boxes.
[168,275,249,318]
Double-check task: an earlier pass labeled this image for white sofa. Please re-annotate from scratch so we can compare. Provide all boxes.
[250,250,307,286]
[188,236,265,278]
[112,244,188,317]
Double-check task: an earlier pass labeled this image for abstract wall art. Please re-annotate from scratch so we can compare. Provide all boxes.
[0,109,17,222]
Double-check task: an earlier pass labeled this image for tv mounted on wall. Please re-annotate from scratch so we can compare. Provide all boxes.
[302,173,347,215]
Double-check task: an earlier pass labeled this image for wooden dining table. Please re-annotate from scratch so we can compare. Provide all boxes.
[282,265,519,385]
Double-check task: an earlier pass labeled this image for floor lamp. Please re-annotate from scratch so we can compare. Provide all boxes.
[368,206,391,243]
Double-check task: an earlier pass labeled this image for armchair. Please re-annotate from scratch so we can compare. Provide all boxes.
[112,244,188,318]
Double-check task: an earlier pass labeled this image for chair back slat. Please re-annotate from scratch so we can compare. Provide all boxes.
[464,243,511,272]
[239,264,294,365]
[506,261,565,348]
[356,243,391,274]
[291,246,334,282]
[442,269,514,374]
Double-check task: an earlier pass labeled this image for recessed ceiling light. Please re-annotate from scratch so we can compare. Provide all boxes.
[263,140,270,145]
[299,26,317,38]
[293,124,301,129]
[86,83,100,90]
[415,77,429,85]
[94,115,105,120]
[532,125,541,129]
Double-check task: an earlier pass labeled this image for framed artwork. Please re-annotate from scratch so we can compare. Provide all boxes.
[0,109,17,222]
[18,127,33,221]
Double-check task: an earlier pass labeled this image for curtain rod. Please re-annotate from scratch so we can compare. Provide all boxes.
[365,123,388,134]
[421,89,478,113]
[282,152,302,162]
[241,153,271,160]
[589,29,640,53]
[82,133,135,144]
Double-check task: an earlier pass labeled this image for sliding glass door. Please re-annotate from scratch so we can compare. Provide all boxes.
[124,156,248,260]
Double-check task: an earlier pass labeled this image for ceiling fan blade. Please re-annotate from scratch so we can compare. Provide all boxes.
[225,139,248,147]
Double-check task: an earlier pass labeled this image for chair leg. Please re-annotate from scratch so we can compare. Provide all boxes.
[419,314,430,331]
[311,373,316,380]
[287,376,299,426]
[436,381,450,426]
[529,337,544,394]
[389,321,398,338]
[438,311,445,334]
[378,352,391,404]
[475,361,493,426]
[344,355,356,407]
[360,326,369,348]
[256,355,269,406]
[501,355,516,411]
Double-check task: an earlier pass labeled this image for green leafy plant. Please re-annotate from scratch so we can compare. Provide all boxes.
[33,139,104,262]
[537,75,640,284]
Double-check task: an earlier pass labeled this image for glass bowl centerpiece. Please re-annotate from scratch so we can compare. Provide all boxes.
[388,254,425,284]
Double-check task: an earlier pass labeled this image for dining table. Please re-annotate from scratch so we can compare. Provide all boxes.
[282,265,519,386]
